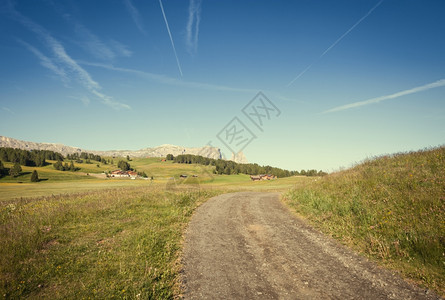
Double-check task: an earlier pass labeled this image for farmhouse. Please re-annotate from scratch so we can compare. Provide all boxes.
[110,170,139,178]
[128,171,138,179]
[250,175,262,181]
[110,170,129,178]
[250,174,277,181]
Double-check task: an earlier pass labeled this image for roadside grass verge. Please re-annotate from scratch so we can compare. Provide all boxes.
[283,146,445,295]
[0,186,222,299]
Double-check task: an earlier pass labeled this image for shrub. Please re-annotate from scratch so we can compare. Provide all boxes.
[30,170,39,182]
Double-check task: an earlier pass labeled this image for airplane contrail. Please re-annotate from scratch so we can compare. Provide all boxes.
[287,0,384,87]
[323,78,445,114]
[186,0,202,55]
[123,0,146,35]
[159,0,183,77]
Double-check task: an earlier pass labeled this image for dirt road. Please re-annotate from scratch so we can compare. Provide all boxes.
[181,192,439,299]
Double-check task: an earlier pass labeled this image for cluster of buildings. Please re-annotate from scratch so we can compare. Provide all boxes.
[250,174,277,181]
[109,170,138,179]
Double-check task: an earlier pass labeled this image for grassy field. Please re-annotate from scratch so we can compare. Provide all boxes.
[2,148,443,298]
[0,158,300,201]
[0,156,308,298]
[0,180,154,202]
[283,147,445,295]
[0,158,215,201]
[0,186,224,298]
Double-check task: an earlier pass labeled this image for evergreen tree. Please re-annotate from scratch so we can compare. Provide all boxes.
[9,162,22,177]
[0,160,5,176]
[70,161,75,171]
[0,150,7,162]
[118,160,131,171]
[166,154,174,160]
[31,170,39,182]
[35,154,46,167]
[53,161,63,171]
[19,155,27,166]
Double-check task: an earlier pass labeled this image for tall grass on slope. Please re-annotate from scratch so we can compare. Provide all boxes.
[0,187,222,299]
[284,147,445,295]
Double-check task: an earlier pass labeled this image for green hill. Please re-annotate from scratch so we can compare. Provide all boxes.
[284,146,445,295]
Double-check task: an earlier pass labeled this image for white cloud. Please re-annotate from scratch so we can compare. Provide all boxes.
[123,0,146,35]
[73,23,116,60]
[92,90,131,110]
[10,4,130,110]
[69,95,90,106]
[110,40,133,57]
[186,0,202,55]
[80,61,257,93]
[60,11,131,60]
[50,40,101,91]
[323,79,445,114]
[2,107,15,115]
[17,39,69,85]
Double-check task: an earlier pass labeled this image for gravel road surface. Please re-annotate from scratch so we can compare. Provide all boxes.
[181,192,439,299]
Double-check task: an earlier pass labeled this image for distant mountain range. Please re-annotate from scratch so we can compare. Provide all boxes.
[0,136,248,163]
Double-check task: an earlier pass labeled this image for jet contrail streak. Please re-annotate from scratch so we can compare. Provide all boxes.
[159,0,183,77]
[323,78,445,113]
[287,0,384,87]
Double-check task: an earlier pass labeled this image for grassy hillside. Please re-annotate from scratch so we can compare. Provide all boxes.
[284,146,445,295]
[0,157,217,201]
[1,154,306,202]
[0,187,223,298]
[0,158,123,181]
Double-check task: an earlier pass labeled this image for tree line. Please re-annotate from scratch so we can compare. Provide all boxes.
[0,147,63,167]
[0,160,22,178]
[170,154,327,177]
[53,160,77,171]
[66,152,107,164]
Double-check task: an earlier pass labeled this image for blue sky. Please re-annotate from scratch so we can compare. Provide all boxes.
[1,0,444,172]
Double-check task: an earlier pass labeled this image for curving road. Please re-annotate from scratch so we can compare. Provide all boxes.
[181,192,439,299]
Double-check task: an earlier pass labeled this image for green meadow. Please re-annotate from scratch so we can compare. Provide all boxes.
[0,187,223,298]
[1,147,444,298]
[284,146,445,295]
